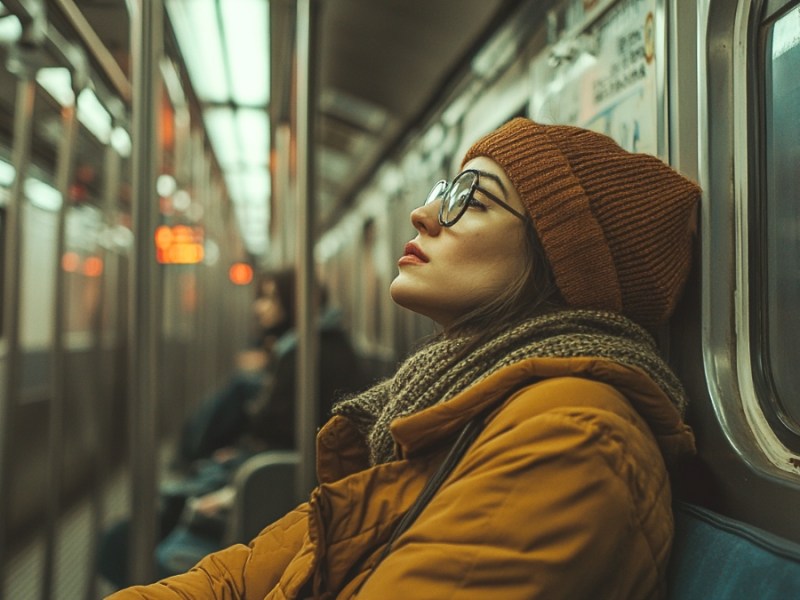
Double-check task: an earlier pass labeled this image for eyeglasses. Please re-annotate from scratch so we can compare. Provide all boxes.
[423,169,527,227]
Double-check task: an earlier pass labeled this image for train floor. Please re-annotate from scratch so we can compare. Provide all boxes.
[4,442,176,600]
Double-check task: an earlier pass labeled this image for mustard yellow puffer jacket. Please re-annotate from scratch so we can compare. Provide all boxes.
[108,356,695,600]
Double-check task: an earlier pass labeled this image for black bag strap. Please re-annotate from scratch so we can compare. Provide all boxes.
[374,413,486,567]
[305,414,489,598]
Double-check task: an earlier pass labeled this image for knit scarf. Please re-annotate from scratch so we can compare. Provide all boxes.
[333,309,687,465]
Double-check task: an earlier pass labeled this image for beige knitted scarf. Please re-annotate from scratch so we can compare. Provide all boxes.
[333,309,688,465]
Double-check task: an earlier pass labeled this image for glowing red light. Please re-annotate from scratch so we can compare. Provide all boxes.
[82,256,104,277]
[62,251,80,272]
[229,263,253,285]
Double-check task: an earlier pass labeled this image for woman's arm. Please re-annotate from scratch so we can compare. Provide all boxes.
[107,504,309,600]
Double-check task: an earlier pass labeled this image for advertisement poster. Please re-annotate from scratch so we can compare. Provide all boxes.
[530,0,661,156]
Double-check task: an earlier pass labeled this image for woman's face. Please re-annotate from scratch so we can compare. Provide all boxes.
[390,156,529,328]
[253,279,287,329]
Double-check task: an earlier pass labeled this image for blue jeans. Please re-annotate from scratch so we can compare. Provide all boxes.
[155,525,225,578]
[177,371,263,465]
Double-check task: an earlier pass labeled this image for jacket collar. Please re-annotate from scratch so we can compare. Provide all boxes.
[317,355,695,484]
[389,356,694,463]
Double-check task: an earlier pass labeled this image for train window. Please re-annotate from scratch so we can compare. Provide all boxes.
[756,1,800,438]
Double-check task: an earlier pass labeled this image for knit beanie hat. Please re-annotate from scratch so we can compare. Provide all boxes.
[462,117,701,329]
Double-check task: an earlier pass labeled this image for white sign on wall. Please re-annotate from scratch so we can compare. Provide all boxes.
[530,0,661,156]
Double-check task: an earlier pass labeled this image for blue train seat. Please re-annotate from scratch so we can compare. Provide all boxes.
[667,502,800,599]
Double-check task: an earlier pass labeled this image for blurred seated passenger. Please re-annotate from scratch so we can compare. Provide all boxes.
[175,269,296,468]
[108,117,701,600]
[98,267,363,589]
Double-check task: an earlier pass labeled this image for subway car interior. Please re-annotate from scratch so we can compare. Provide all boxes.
[0,0,799,598]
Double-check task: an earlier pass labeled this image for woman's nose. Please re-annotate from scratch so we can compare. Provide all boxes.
[410,201,442,235]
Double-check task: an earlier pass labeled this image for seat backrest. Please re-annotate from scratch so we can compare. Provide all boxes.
[667,502,800,599]
[225,450,300,545]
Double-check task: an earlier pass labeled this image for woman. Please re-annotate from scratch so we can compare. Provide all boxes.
[109,117,700,599]
[154,268,361,581]
[101,268,360,589]
[99,270,296,589]
[175,269,296,467]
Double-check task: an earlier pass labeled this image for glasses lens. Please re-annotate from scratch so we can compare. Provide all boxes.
[442,171,477,224]
[425,180,447,206]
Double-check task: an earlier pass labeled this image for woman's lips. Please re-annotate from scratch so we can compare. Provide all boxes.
[398,242,429,266]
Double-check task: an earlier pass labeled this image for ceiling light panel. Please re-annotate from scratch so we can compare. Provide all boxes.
[37,68,75,107]
[25,178,62,211]
[203,107,239,169]
[165,0,272,257]
[77,89,112,143]
[240,167,270,203]
[0,10,21,43]
[0,158,15,187]
[166,0,229,103]
[236,108,269,167]
[220,0,269,106]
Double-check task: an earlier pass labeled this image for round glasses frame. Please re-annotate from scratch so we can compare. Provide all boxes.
[424,169,527,227]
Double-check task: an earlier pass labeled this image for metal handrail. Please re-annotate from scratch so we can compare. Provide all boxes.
[50,0,132,103]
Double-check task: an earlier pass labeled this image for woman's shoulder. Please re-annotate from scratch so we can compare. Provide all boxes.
[503,374,636,419]
[478,375,669,499]
[470,357,694,463]
[485,374,664,462]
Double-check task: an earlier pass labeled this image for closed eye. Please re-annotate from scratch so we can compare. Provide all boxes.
[468,196,488,210]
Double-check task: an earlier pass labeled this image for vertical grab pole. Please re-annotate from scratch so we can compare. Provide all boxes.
[128,0,163,585]
[294,0,320,502]
[0,70,36,600]
[84,110,123,600]
[41,74,79,600]
[274,123,291,265]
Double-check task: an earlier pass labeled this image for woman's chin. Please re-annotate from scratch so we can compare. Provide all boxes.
[390,282,450,326]
[389,276,412,309]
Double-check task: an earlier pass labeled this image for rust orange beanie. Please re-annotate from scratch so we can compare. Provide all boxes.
[462,117,701,328]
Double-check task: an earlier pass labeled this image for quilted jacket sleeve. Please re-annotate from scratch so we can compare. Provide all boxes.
[106,504,309,600]
[353,377,674,600]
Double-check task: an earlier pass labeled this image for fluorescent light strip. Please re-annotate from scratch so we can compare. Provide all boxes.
[236,108,269,167]
[37,68,75,107]
[159,57,187,107]
[166,0,229,104]
[0,12,21,43]
[111,127,132,157]
[224,170,245,204]
[204,107,239,168]
[25,178,63,211]
[77,89,112,143]
[0,158,15,187]
[240,167,270,201]
[220,0,269,106]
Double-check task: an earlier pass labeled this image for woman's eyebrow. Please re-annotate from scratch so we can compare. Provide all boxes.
[475,170,508,197]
